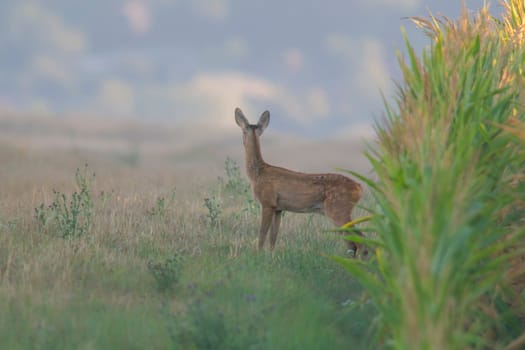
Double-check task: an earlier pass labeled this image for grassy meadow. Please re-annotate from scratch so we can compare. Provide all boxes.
[0,117,373,349]
[2,2,525,349]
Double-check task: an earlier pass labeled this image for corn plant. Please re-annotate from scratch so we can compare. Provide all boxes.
[336,2,525,349]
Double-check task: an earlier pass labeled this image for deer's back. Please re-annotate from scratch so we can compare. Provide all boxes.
[252,165,362,213]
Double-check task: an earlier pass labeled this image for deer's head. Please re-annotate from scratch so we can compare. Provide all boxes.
[235,108,270,146]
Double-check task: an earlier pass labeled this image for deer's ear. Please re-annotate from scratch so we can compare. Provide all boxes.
[235,108,249,129]
[256,110,270,135]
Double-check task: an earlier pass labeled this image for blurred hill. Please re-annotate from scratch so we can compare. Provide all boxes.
[0,112,371,184]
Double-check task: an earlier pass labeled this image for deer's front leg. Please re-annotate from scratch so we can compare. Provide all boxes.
[269,210,282,250]
[258,207,274,250]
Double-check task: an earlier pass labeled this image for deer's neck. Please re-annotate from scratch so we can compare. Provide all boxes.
[244,131,266,180]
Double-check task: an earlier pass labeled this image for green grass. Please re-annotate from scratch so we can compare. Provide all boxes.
[0,158,375,349]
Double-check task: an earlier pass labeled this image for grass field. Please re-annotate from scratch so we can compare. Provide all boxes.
[3,2,524,349]
[0,120,373,349]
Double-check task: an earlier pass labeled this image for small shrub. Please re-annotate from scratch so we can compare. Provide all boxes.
[220,157,259,215]
[221,157,249,194]
[204,196,221,227]
[238,189,259,217]
[175,301,230,350]
[147,255,184,293]
[146,189,176,218]
[35,165,94,239]
[165,277,266,350]
[98,190,113,209]
[146,197,167,217]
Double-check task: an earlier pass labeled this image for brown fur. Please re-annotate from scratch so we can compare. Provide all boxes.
[235,108,364,256]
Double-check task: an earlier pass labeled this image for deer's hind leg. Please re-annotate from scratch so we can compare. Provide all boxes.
[324,200,364,257]
[269,210,282,250]
[331,214,360,256]
[258,207,275,250]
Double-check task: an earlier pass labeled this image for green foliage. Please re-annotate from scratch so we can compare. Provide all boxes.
[0,297,171,350]
[221,157,249,194]
[166,280,264,350]
[146,189,176,219]
[98,190,113,209]
[202,157,254,228]
[146,196,167,217]
[161,252,370,350]
[173,300,235,350]
[239,191,259,216]
[220,157,259,215]
[337,4,525,349]
[147,255,184,292]
[35,165,94,239]
[204,196,222,227]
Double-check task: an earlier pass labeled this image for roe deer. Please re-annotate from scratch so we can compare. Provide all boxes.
[234,107,365,257]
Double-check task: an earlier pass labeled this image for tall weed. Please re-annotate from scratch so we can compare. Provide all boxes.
[35,165,94,239]
[220,157,259,215]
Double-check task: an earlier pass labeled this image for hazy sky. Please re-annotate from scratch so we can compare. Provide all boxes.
[0,0,502,138]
